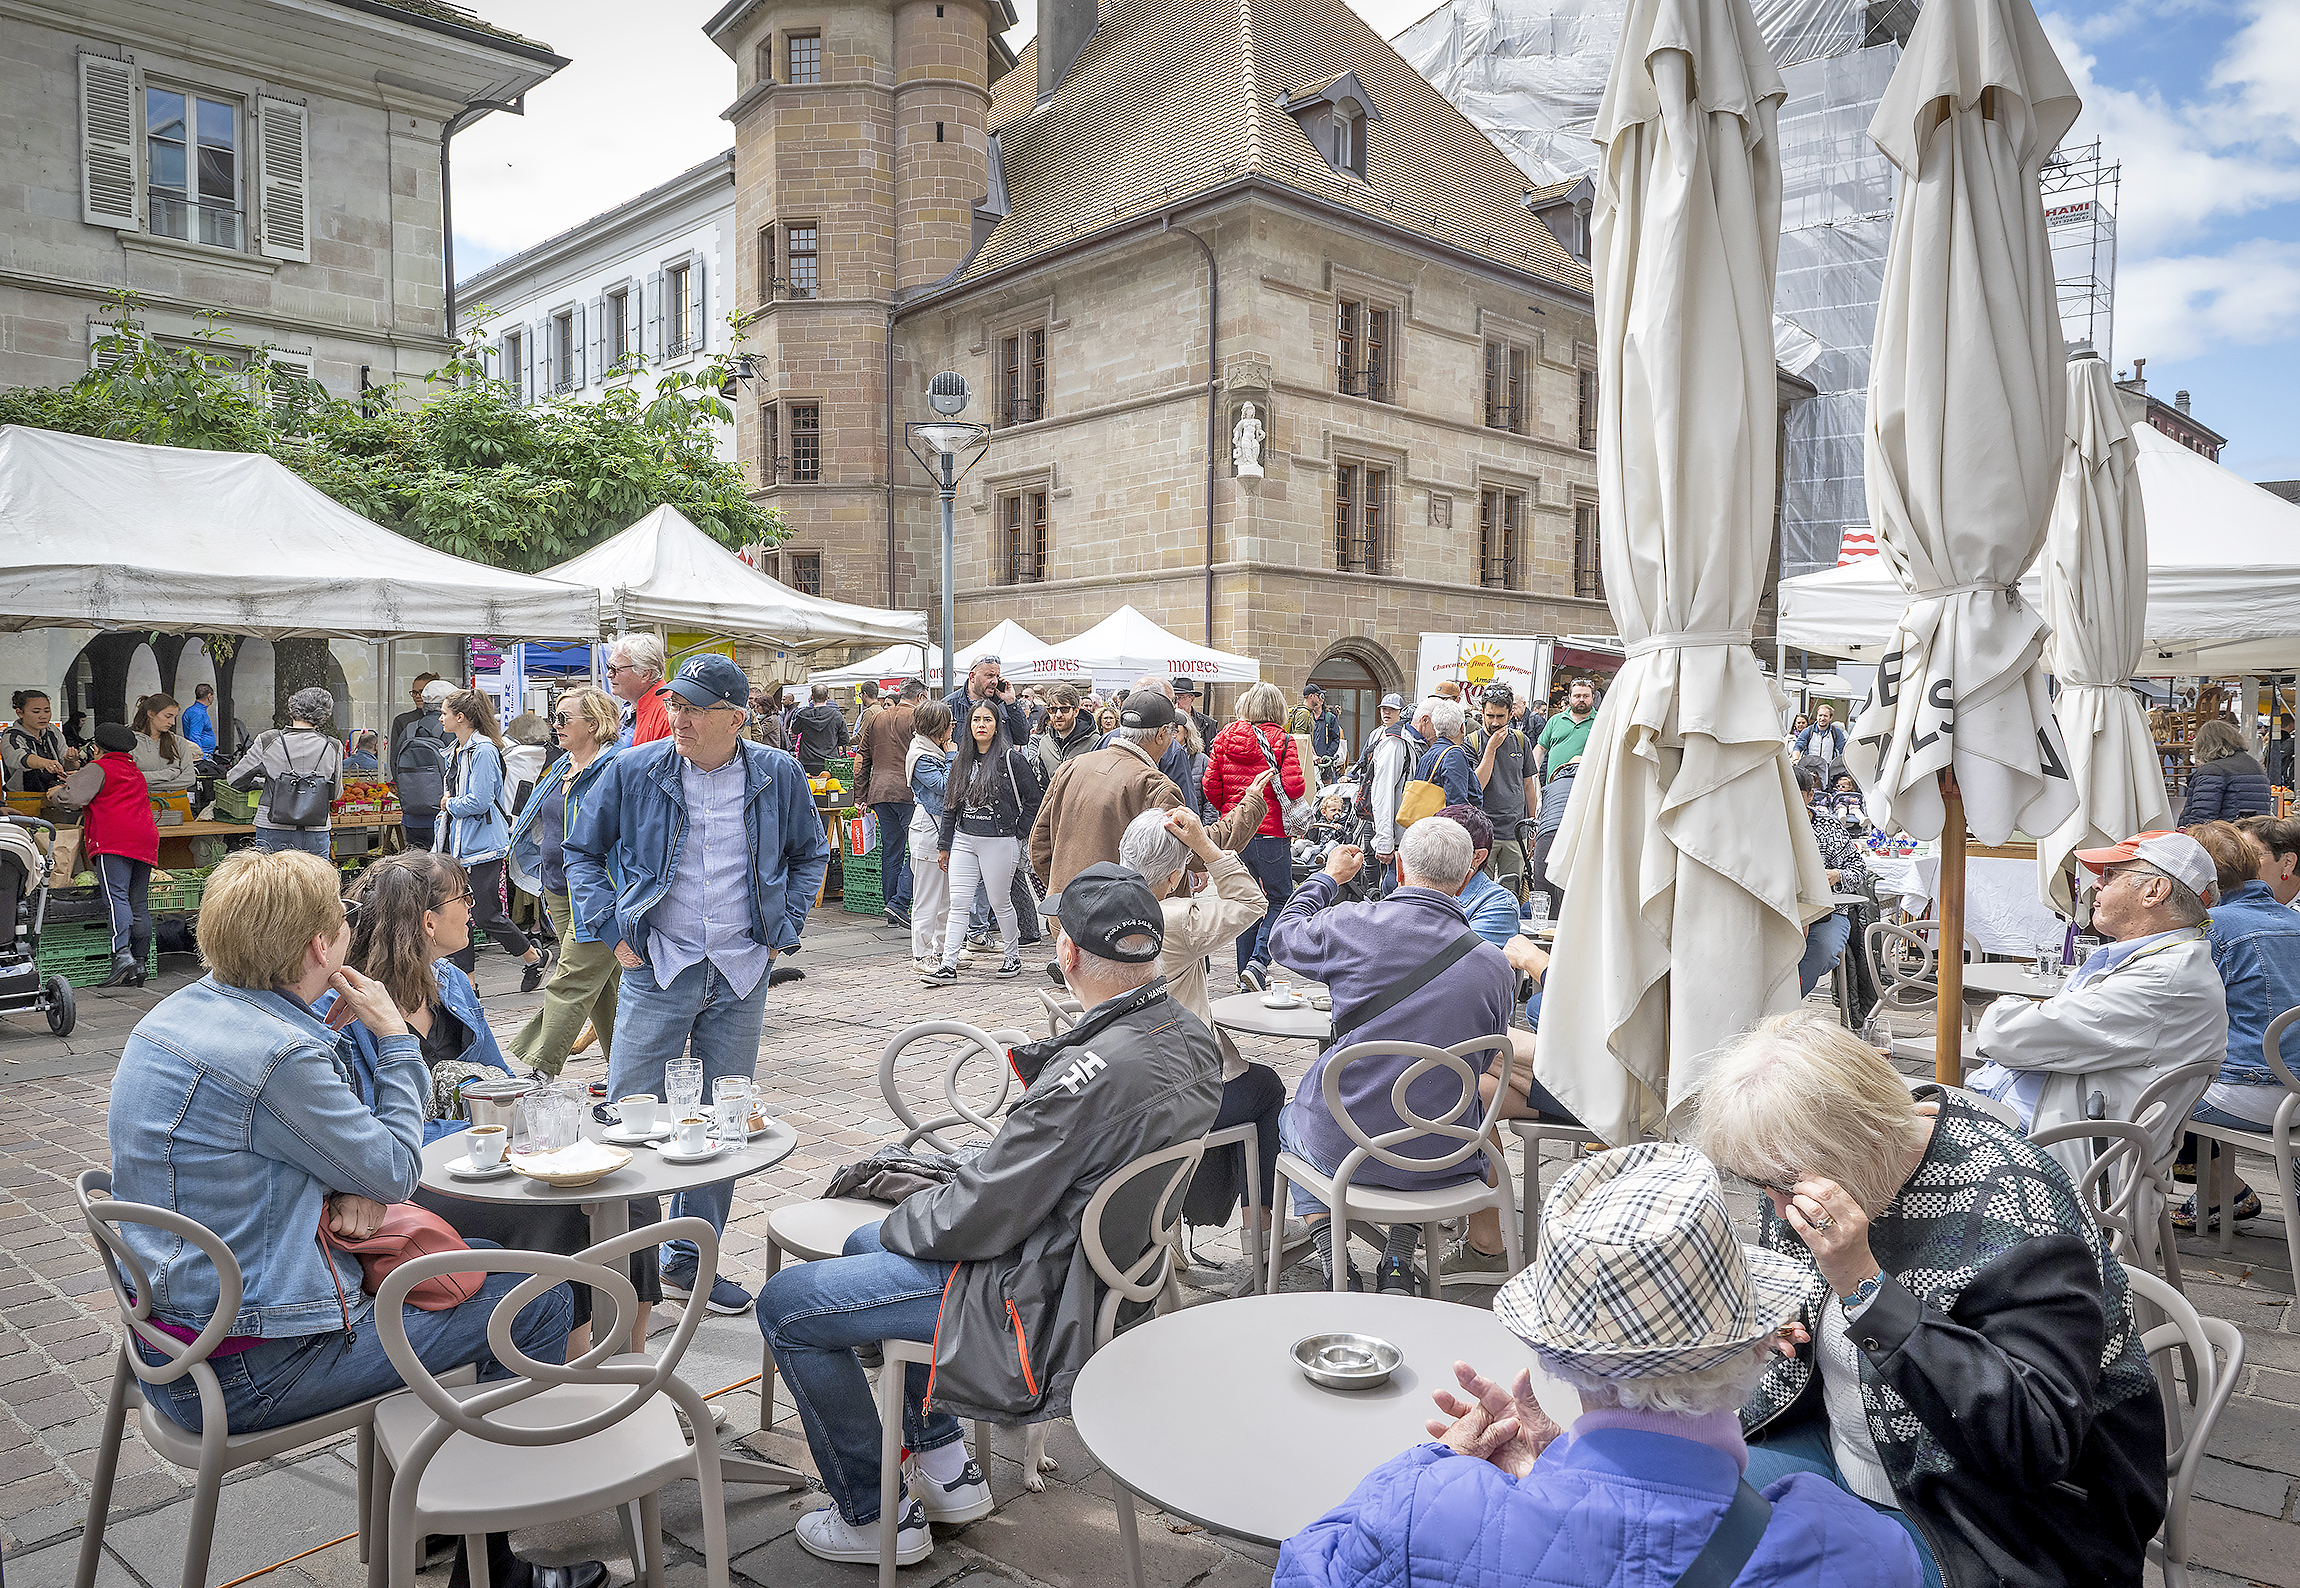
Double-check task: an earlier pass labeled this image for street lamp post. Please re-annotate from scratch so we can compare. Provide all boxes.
[904,372,989,693]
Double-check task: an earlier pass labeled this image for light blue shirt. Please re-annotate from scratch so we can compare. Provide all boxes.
[1968,928,2191,1127]
[649,752,772,997]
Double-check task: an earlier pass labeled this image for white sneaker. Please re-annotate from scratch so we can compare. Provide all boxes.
[907,1455,995,1523]
[795,1500,932,1565]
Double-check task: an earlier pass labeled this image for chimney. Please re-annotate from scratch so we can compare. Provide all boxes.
[2176,390,2192,414]
[2129,356,2146,395]
[1039,0,1098,102]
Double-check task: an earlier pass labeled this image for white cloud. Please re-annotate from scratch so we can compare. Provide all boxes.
[2116,239,2300,359]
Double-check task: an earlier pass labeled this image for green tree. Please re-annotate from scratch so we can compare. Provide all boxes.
[0,294,780,572]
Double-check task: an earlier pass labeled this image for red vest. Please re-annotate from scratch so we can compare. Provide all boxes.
[84,751,158,865]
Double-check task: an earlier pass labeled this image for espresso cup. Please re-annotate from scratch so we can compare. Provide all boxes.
[1268,977,1294,1003]
[616,1095,660,1133]
[674,1115,711,1154]
[467,1125,506,1167]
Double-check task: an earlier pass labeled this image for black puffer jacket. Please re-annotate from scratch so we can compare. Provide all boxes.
[2179,751,2274,825]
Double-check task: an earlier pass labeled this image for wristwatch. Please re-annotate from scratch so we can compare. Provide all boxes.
[1839,1269,1887,1316]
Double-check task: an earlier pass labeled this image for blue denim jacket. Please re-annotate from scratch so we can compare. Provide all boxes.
[325,959,512,1145]
[107,978,428,1337]
[507,746,621,898]
[2206,879,2300,1084]
[1414,740,1481,808]
[563,737,830,961]
[441,737,512,865]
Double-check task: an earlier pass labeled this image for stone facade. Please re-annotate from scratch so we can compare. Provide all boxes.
[0,0,562,400]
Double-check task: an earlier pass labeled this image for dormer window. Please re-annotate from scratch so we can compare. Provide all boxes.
[1279,72,1379,182]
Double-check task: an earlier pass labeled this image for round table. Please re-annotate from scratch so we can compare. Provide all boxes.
[1071,1292,1577,1547]
[1208,991,1332,1045]
[1958,963,2064,1001]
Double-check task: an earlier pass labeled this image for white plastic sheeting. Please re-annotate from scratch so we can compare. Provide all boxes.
[804,619,1047,689]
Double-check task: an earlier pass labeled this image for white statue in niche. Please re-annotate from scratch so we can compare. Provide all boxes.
[1232,403,1266,478]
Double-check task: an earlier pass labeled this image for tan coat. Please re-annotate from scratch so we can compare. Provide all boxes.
[1029,739,1266,899]
[1156,850,1268,1079]
[859,701,916,805]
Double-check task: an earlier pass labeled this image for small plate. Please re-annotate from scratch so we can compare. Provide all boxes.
[445,1155,514,1180]
[603,1122,674,1145]
[1261,994,1306,1010]
[652,1140,727,1165]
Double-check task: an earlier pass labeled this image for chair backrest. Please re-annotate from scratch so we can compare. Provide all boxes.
[75,1169,247,1427]
[372,1216,720,1457]
[876,1020,1030,1154]
[2125,1059,2221,1167]
[1079,1137,1207,1350]
[2264,1004,2300,1101]
[1038,989,1081,1040]
[1866,921,1937,1008]
[1319,1034,1515,1181]
[2125,1264,2245,1580]
[2027,1121,2153,1260]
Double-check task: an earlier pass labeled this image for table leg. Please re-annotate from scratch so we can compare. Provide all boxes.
[583,1197,634,1353]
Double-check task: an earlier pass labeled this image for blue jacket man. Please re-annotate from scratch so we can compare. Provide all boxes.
[564,654,829,1314]
[181,691,218,757]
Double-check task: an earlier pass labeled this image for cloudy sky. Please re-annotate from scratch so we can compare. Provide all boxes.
[450,0,2300,482]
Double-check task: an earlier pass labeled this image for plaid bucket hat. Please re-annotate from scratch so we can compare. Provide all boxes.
[1493,1141,1807,1379]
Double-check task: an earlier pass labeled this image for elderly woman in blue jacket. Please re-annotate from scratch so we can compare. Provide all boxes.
[438,688,551,991]
[1277,1144,1918,1588]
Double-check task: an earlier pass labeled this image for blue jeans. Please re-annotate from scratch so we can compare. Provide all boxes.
[1745,1416,1940,1588]
[93,853,150,959]
[254,827,331,856]
[873,801,915,914]
[756,1224,965,1525]
[1237,834,1295,973]
[138,1247,573,1435]
[607,957,772,1273]
[1798,909,1853,997]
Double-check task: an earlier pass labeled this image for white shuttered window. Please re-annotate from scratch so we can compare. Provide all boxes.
[79,54,139,228]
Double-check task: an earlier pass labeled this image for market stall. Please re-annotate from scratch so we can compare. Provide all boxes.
[1000,605,1259,692]
[803,619,1047,692]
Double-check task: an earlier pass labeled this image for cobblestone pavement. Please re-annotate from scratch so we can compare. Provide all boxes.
[3,911,2296,1588]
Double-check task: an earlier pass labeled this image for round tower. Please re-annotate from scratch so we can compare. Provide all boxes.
[893,0,993,291]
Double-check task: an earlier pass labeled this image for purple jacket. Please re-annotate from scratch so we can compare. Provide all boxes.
[1277,1430,1920,1588]
[1268,874,1513,1187]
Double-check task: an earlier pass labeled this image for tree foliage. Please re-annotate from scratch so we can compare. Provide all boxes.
[0,295,780,572]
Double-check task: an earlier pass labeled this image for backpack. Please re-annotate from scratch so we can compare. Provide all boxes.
[395,713,449,812]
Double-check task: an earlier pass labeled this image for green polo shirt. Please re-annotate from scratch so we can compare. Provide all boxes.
[1536,710,1596,780]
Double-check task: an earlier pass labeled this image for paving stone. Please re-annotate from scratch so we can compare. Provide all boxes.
[1186,1548,1276,1588]
[9,1392,91,1431]
[2204,1395,2300,1474]
[658,1477,812,1559]
[2186,1498,2300,1587]
[0,1471,76,1522]
[103,1455,362,1588]
[727,1527,971,1588]
[2252,1365,2300,1406]
[2196,1455,2295,1519]
[0,1538,141,1588]
[954,1480,1224,1588]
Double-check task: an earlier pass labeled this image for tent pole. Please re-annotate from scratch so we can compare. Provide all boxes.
[1936,767,1966,1086]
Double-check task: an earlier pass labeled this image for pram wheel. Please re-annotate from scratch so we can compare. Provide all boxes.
[44,977,73,1038]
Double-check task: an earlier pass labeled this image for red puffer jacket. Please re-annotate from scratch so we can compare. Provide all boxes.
[1202,721,1305,840]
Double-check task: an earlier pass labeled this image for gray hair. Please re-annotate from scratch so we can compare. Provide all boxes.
[1399,816,1475,889]
[1236,681,1287,724]
[610,631,666,679]
[1119,723,1167,750]
[2127,861,2211,926]
[1429,698,1466,740]
[1546,1342,1773,1417]
[1118,808,1189,889]
[1132,674,1173,699]
[285,687,335,727]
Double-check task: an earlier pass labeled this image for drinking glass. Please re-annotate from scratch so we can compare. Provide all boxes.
[1526,894,1550,929]
[713,1077,755,1143]
[2035,941,2061,981]
[666,1054,705,1112]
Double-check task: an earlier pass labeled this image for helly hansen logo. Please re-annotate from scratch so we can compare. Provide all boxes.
[1053,1052,1108,1094]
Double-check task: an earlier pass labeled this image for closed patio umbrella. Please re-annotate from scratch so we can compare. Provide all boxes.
[1536,0,1832,1146]
[2037,355,2170,914]
[1840,0,2082,1078]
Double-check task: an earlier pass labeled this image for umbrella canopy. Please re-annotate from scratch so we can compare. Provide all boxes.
[0,426,598,639]
[2038,357,2171,912]
[1781,423,2300,672]
[545,505,926,653]
[1001,605,1259,692]
[1536,0,1829,1146]
[805,620,1048,690]
[1839,0,2081,847]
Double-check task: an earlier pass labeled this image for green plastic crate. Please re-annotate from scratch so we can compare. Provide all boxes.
[212,783,260,823]
[148,866,211,914]
[843,863,884,915]
[37,918,157,987]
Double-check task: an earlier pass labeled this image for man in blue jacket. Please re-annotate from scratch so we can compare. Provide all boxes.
[180,682,218,758]
[566,654,829,1314]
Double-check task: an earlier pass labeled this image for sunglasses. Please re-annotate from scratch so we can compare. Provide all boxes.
[553,711,577,726]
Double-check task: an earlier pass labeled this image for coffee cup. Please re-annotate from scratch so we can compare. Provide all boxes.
[674,1115,711,1154]
[467,1125,506,1167]
[1268,976,1294,1004]
[615,1095,660,1133]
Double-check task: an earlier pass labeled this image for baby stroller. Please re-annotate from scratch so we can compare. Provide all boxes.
[0,814,76,1037]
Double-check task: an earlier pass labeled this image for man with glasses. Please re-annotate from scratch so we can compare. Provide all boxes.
[1966,830,2227,1185]
[1028,684,1097,783]
[605,631,670,748]
[566,654,830,1314]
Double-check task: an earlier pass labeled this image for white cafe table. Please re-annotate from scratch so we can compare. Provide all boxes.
[1958,963,2065,1002]
[1208,991,1333,1045]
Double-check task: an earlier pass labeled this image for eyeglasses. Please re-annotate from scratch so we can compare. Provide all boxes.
[553,711,576,726]
[604,661,641,677]
[446,888,475,908]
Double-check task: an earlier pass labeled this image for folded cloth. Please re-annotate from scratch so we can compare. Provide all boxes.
[822,1144,969,1205]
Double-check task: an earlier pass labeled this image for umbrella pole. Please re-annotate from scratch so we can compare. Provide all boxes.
[1936,769,1966,1085]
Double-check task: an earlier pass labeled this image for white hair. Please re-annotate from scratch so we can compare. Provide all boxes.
[1545,1342,1772,1417]
[1118,809,1188,890]
[1119,723,1167,749]
[610,631,666,679]
[1399,816,1475,890]
[1428,698,1466,740]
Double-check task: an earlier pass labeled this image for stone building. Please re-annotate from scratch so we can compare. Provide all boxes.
[706,0,1606,717]
[2116,358,2225,463]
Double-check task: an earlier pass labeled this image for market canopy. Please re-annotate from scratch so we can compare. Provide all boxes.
[544,505,927,653]
[806,619,1047,690]
[0,426,598,639]
[1002,605,1260,691]
[1780,422,2300,675]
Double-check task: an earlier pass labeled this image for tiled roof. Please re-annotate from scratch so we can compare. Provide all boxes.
[970,0,1588,291]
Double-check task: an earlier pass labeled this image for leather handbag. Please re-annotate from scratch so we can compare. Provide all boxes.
[1395,744,1459,829]
[320,1202,482,1312]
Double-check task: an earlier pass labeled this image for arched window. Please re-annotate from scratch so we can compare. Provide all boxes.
[1307,650,1384,762]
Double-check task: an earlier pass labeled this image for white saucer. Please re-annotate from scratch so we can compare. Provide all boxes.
[603,1122,674,1145]
[1261,994,1307,1010]
[651,1140,726,1164]
[445,1155,515,1180]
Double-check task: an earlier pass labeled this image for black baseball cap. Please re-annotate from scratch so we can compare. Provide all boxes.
[1302,683,1324,697]
[663,654,750,711]
[1119,691,1176,731]
[94,723,137,753]
[1058,863,1165,962]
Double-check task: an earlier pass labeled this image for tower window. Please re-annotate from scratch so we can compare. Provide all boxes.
[786,224,818,298]
[790,403,821,482]
[1575,502,1604,600]
[788,32,821,85]
[936,122,945,142]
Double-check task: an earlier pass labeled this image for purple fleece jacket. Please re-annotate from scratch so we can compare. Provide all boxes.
[1268,873,1514,1189]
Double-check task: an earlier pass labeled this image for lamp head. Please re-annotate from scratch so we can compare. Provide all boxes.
[928,371,970,417]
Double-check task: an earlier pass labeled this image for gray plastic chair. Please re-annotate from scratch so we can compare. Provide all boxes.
[71,1168,475,1588]
[2184,1005,2300,1280]
[2126,1266,2246,1588]
[1511,1118,1606,1261]
[1269,1035,1522,1295]
[2028,1120,2156,1264]
[370,1217,729,1588]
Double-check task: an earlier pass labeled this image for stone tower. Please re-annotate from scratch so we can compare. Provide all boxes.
[708,0,1011,613]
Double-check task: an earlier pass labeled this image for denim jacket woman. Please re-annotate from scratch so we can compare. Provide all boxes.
[2205,877,2300,1086]
[441,737,512,865]
[508,745,622,899]
[327,957,512,1146]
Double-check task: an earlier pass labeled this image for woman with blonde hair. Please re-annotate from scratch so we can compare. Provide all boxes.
[1692,1011,2166,1588]
[130,693,197,795]
[1201,680,1306,988]
[2179,716,2273,825]
[508,686,623,1075]
[438,688,550,989]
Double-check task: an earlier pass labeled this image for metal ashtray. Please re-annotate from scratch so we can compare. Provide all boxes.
[1292,1331,1402,1391]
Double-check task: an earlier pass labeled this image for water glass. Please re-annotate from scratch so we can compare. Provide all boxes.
[713,1077,755,1142]
[1526,894,1551,929]
[666,1054,705,1111]
[2034,940,2061,981]
[515,1089,578,1156]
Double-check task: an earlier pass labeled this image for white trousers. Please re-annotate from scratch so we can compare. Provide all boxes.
[942,832,1020,969]
[910,810,950,962]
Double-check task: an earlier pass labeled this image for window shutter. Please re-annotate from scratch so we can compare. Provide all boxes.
[572,302,586,387]
[689,260,706,353]
[589,294,606,374]
[534,319,552,397]
[647,270,664,359]
[523,328,537,405]
[255,98,311,261]
[79,53,139,229]
[88,326,129,371]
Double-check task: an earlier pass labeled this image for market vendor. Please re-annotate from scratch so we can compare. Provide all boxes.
[4,690,79,793]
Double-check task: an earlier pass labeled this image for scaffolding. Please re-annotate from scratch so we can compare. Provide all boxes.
[2043,140,2121,364]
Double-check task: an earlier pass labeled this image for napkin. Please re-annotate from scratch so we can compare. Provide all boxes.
[527,1140,624,1175]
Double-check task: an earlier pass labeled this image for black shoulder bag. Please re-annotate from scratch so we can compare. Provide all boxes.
[1671,1480,1773,1588]
[1330,926,1487,1042]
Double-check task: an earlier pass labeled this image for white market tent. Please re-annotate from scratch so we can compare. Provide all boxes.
[805,619,1046,690]
[544,505,927,653]
[1002,605,1260,692]
[1779,423,2300,675]
[0,426,598,638]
